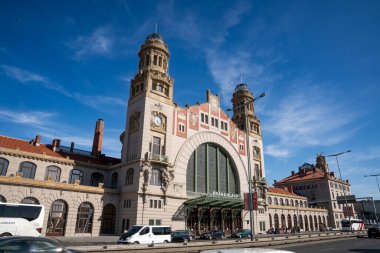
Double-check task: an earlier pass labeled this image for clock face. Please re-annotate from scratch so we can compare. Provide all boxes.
[154,116,162,126]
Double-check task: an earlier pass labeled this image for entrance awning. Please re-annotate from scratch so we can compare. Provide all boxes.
[184,195,243,209]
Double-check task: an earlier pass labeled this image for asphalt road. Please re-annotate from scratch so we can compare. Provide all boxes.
[275,237,380,253]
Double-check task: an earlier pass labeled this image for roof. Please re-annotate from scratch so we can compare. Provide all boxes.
[275,169,326,184]
[58,151,120,166]
[268,187,304,197]
[0,136,65,159]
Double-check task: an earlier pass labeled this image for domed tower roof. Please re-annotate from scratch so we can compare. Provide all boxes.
[234,83,251,92]
[145,32,164,43]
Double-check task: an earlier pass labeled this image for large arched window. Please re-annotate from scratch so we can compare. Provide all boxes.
[91,172,104,187]
[111,172,118,189]
[46,200,68,236]
[0,195,6,203]
[19,161,37,179]
[186,143,239,194]
[75,202,94,233]
[125,168,134,185]
[69,169,83,184]
[45,166,61,182]
[0,158,9,176]
[267,197,272,205]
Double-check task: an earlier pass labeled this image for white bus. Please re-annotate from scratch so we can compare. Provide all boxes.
[341,218,364,231]
[0,202,44,237]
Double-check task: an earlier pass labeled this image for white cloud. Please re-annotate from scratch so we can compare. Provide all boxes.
[1,64,48,84]
[265,144,291,158]
[73,93,127,112]
[0,108,55,126]
[69,26,114,60]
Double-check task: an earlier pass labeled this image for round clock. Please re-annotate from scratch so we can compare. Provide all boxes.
[154,116,162,126]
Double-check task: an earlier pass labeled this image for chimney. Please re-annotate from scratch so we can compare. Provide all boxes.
[35,135,41,147]
[291,171,295,176]
[316,155,329,173]
[52,139,61,152]
[92,119,104,156]
[70,142,75,153]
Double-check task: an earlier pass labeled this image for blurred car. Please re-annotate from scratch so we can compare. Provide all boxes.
[367,225,380,238]
[200,229,225,240]
[0,236,83,253]
[231,229,251,238]
[171,230,191,242]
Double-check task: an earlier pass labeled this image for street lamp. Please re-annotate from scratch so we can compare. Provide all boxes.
[364,174,380,223]
[227,91,266,241]
[325,150,351,229]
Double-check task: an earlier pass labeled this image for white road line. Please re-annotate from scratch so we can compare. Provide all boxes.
[320,248,335,251]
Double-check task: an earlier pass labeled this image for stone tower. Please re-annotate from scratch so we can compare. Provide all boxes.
[231,83,262,137]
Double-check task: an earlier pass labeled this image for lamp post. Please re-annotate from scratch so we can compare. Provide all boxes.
[228,91,266,241]
[364,174,380,224]
[325,150,351,229]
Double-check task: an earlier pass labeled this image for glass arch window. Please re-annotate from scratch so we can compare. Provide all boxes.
[45,166,61,182]
[186,143,240,194]
[75,202,94,233]
[69,169,83,184]
[280,198,284,206]
[91,172,104,187]
[21,197,39,204]
[125,168,134,185]
[19,162,37,179]
[0,158,9,176]
[274,197,278,205]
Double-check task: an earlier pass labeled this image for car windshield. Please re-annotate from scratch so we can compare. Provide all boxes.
[126,226,143,234]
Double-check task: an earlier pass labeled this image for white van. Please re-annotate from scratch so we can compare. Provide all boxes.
[117,225,171,244]
[0,218,42,237]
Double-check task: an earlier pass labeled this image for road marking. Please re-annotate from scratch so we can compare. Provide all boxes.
[320,248,334,251]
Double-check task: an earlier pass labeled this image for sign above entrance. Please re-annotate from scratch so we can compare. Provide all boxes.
[212,191,240,198]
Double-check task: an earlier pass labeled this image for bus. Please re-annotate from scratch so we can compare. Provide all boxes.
[341,218,364,231]
[0,202,45,237]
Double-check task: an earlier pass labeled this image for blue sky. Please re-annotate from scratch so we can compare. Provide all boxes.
[1,0,380,200]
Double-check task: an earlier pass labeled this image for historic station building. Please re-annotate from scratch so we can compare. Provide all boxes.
[0,33,328,237]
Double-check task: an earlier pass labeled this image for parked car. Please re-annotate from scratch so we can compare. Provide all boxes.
[231,229,251,238]
[171,230,192,242]
[200,229,225,240]
[0,236,83,253]
[367,225,380,238]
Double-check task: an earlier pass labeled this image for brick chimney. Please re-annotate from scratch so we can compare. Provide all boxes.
[70,142,75,153]
[92,119,104,156]
[34,135,41,147]
[52,139,61,151]
[291,171,295,176]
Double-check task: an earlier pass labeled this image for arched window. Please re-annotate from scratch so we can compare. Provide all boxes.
[285,199,289,206]
[186,143,240,194]
[287,214,292,228]
[300,201,304,207]
[295,200,299,206]
[269,213,272,228]
[69,169,83,184]
[0,158,9,176]
[299,215,303,229]
[281,214,286,227]
[111,172,118,189]
[0,195,6,203]
[290,199,294,206]
[45,166,61,182]
[100,204,116,234]
[293,215,298,227]
[46,200,68,236]
[75,202,94,233]
[314,216,318,231]
[267,197,272,205]
[274,197,278,205]
[150,168,162,186]
[309,215,314,230]
[91,172,104,187]
[21,197,39,204]
[19,161,36,179]
[304,215,309,231]
[125,168,134,185]
[274,214,279,229]
[280,198,284,206]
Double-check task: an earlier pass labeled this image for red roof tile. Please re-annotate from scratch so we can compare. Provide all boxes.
[0,136,65,158]
[275,169,326,184]
[268,187,304,197]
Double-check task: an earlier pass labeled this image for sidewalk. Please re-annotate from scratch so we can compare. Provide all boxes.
[54,236,119,246]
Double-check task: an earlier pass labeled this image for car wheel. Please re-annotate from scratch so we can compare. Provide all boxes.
[133,241,140,244]
[0,233,12,237]
[163,240,168,244]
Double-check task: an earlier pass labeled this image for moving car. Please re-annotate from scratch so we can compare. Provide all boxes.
[231,229,251,238]
[200,229,225,240]
[367,225,380,238]
[171,230,191,242]
[0,236,83,252]
[118,225,171,244]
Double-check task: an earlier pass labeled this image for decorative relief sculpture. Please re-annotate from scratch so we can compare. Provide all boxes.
[129,111,140,133]
[252,146,261,160]
[140,161,152,203]
[151,111,167,133]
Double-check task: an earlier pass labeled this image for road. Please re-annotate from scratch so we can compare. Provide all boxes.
[275,237,380,253]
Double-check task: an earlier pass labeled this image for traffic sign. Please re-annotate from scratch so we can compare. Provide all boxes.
[337,195,356,204]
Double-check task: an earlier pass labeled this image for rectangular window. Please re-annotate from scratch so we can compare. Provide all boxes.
[152,137,161,155]
[158,200,162,209]
[153,55,158,65]
[205,115,209,124]
[146,55,150,66]
[215,119,218,128]
[150,169,162,186]
[159,56,162,67]
[150,200,153,208]
[121,219,125,233]
[240,144,244,151]
[123,200,127,208]
[149,219,155,225]
[156,219,162,225]
[154,200,157,208]
[211,118,215,126]
[201,113,205,123]
[178,124,185,132]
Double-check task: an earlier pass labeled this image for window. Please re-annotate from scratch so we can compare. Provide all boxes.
[274,197,278,205]
[221,121,228,131]
[254,164,261,179]
[149,199,162,209]
[280,198,284,206]
[126,168,134,185]
[178,124,185,132]
[21,197,39,204]
[146,55,150,66]
[75,202,94,233]
[91,172,104,187]
[111,172,118,189]
[0,158,9,176]
[267,197,272,205]
[69,169,83,184]
[44,166,61,182]
[211,118,218,128]
[18,162,36,179]
[123,199,132,208]
[239,144,244,151]
[150,169,162,186]
[201,113,209,124]
[152,137,161,155]
[159,56,162,67]
[259,221,266,231]
[153,55,157,65]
